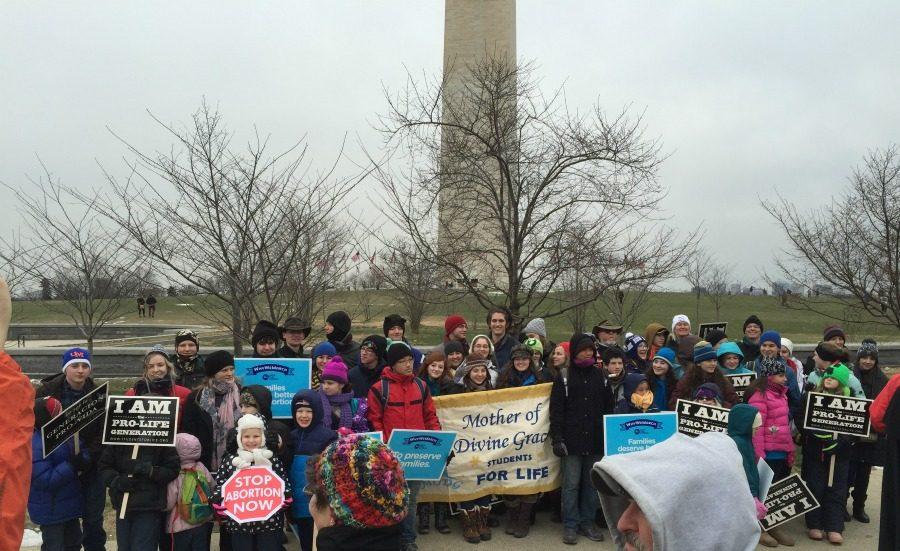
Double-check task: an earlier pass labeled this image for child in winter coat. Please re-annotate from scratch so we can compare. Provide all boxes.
[99,429,180,550]
[317,357,369,433]
[603,347,628,404]
[645,348,679,411]
[615,373,655,413]
[524,337,545,372]
[746,356,796,547]
[802,363,856,545]
[29,397,87,551]
[716,341,751,375]
[726,404,767,518]
[289,389,338,551]
[212,414,293,551]
[670,342,740,409]
[165,433,214,550]
[459,359,495,543]
[693,383,724,407]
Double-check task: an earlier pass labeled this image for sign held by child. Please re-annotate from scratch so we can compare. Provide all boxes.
[42,381,107,457]
[676,399,730,437]
[802,392,872,437]
[221,465,286,523]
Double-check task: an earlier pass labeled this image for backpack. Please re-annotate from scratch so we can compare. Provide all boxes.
[372,377,428,409]
[177,468,213,525]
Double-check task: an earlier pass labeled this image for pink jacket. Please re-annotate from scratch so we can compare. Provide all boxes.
[748,382,794,462]
[165,460,214,533]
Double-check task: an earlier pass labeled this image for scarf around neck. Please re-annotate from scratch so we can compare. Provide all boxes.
[199,380,241,470]
[319,390,353,430]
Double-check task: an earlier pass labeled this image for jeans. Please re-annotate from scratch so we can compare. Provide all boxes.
[400,481,421,544]
[561,454,601,530]
[169,525,211,551]
[82,471,108,551]
[39,519,82,551]
[598,493,629,549]
[231,530,282,551]
[115,511,162,551]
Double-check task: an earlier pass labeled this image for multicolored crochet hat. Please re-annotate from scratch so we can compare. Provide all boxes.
[316,432,409,528]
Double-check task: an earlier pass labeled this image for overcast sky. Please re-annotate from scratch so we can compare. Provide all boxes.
[3,1,899,289]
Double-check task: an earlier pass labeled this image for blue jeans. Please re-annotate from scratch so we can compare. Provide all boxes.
[561,454,601,530]
[400,481,421,544]
[115,511,162,551]
[81,471,108,551]
[39,519,82,551]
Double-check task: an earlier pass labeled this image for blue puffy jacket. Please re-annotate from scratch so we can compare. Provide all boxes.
[28,432,84,525]
[289,389,338,519]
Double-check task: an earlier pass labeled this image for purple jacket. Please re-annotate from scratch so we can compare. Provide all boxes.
[748,382,794,461]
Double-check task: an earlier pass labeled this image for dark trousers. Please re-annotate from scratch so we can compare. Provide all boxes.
[40,519,82,551]
[804,452,850,533]
[765,457,791,482]
[230,530,282,551]
[293,518,314,551]
[116,511,163,551]
[561,454,601,530]
[849,460,873,506]
[165,525,211,551]
[82,471,108,551]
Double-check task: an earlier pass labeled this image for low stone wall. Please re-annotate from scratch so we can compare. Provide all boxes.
[7,323,207,341]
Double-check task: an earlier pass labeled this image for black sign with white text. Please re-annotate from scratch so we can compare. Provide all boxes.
[676,400,730,437]
[41,382,108,458]
[724,373,756,402]
[697,322,727,340]
[760,474,820,531]
[102,395,179,446]
[802,392,872,438]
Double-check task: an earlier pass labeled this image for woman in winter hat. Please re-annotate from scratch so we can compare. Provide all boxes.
[251,320,282,358]
[623,333,649,373]
[171,329,205,389]
[310,341,337,390]
[181,350,241,471]
[458,359,495,543]
[646,347,679,411]
[848,339,888,523]
[307,432,409,550]
[125,345,191,426]
[454,334,499,386]
[670,341,740,408]
[165,432,215,549]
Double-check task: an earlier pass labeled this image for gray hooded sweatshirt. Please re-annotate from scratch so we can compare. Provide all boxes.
[592,432,760,551]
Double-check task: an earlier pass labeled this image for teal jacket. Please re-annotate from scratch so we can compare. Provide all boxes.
[716,342,752,376]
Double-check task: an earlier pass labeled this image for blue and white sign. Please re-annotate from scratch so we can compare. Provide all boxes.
[603,412,678,456]
[360,431,384,442]
[235,358,311,419]
[387,429,457,481]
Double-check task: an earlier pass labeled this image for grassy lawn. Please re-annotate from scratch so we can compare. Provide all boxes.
[11,290,900,346]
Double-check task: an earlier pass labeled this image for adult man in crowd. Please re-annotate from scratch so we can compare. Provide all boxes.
[325,310,360,369]
[35,346,106,550]
[279,317,311,358]
[146,293,157,318]
[170,329,205,389]
[592,431,760,551]
[444,314,469,350]
[593,320,624,351]
[738,314,763,363]
[348,334,388,398]
[487,307,516,369]
[0,278,36,551]
[383,313,423,370]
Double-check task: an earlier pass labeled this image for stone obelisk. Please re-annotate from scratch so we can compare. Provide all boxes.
[438,0,516,288]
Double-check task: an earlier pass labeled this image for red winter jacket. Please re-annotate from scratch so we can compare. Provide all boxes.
[0,352,36,550]
[748,381,794,463]
[366,367,441,442]
[872,374,900,433]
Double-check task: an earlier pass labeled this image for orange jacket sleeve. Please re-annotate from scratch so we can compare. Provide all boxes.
[871,374,900,433]
[0,352,36,550]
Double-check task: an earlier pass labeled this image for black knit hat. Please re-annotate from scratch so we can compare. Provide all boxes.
[743,315,763,333]
[360,335,389,361]
[815,341,842,363]
[383,314,406,336]
[204,350,235,377]
[175,329,199,348]
[570,333,596,359]
[759,356,786,377]
[857,339,879,360]
[444,340,465,357]
[252,320,281,347]
[326,311,352,342]
[386,342,413,367]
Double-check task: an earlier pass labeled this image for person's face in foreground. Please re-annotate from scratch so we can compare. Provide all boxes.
[618,500,653,551]
[393,356,414,376]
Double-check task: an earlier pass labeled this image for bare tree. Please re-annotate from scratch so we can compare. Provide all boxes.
[372,58,675,329]
[2,164,141,351]
[0,235,29,324]
[683,250,712,323]
[93,103,360,353]
[763,146,900,330]
[703,261,733,322]
[368,240,445,335]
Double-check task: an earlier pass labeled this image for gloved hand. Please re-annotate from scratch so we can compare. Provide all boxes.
[754,497,768,520]
[113,476,136,492]
[212,502,228,520]
[71,451,92,473]
[280,497,294,510]
[132,461,153,478]
[552,441,569,457]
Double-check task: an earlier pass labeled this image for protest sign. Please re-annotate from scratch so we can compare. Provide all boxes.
[724,372,756,402]
[676,399,730,437]
[418,384,559,502]
[41,382,108,458]
[802,392,872,438]
[603,412,677,456]
[361,431,384,442]
[698,322,727,340]
[759,474,820,531]
[102,395,179,446]
[221,465,286,524]
[235,358,311,419]
[387,429,456,481]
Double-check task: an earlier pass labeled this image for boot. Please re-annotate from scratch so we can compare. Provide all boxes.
[461,509,480,544]
[417,503,431,534]
[853,504,870,523]
[434,503,451,534]
[769,526,795,547]
[514,503,534,538]
[827,531,843,545]
[505,503,521,536]
[477,506,493,541]
[758,530,780,547]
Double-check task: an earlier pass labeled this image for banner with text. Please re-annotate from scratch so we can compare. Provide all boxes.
[42,382,108,457]
[724,373,756,402]
[676,399,730,437]
[603,412,678,456]
[418,384,558,502]
[235,358,311,419]
[802,392,872,437]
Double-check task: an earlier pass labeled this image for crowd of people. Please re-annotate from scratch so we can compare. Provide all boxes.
[6,296,899,550]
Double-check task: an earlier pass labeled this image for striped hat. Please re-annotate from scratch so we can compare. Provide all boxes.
[316,432,409,528]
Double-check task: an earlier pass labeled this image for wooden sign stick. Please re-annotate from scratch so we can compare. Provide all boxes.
[119,445,140,520]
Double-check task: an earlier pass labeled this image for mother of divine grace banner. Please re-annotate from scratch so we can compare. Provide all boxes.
[419,383,560,502]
